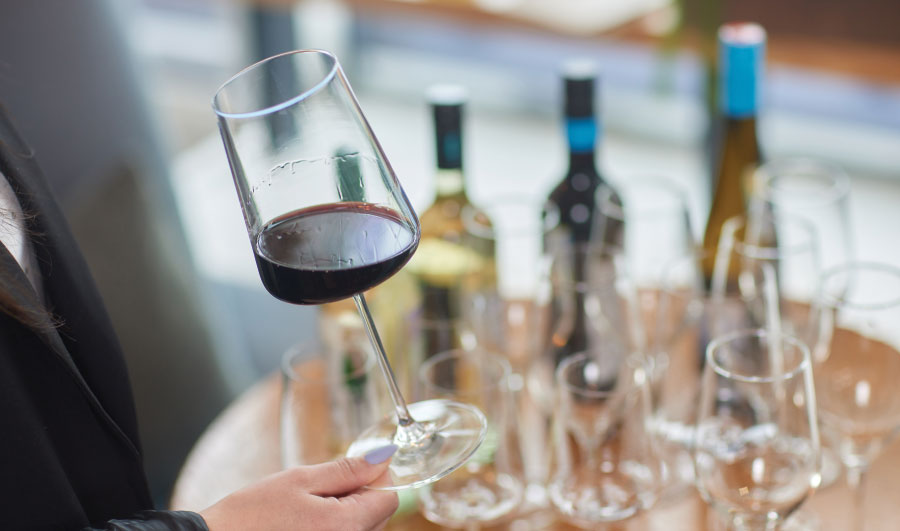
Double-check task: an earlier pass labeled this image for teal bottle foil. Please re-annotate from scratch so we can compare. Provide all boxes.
[719,23,766,118]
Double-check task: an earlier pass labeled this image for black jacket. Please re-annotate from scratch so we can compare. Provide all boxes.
[0,106,207,530]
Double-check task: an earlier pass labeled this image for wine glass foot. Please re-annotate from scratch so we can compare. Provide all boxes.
[782,510,821,531]
[346,399,488,490]
[419,473,523,527]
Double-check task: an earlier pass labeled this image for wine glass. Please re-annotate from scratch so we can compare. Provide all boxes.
[280,341,383,469]
[756,158,854,494]
[712,212,821,344]
[548,351,661,528]
[212,49,487,490]
[810,262,900,531]
[594,176,697,353]
[694,329,820,530]
[650,250,759,500]
[528,243,637,415]
[756,157,854,271]
[595,176,696,294]
[417,349,523,529]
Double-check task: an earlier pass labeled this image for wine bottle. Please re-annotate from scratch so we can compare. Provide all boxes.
[406,84,495,324]
[543,60,621,362]
[701,23,767,285]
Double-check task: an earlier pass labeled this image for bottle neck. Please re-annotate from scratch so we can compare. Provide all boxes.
[433,108,465,199]
[434,167,465,198]
[722,116,759,144]
[719,34,763,119]
[565,116,599,173]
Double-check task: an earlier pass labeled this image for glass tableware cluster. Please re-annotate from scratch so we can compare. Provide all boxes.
[213,48,887,529]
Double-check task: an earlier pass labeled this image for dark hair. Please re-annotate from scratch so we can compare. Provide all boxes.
[0,214,60,332]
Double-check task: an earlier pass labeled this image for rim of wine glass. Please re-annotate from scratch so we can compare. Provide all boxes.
[555,352,645,400]
[724,212,819,261]
[281,341,375,384]
[757,157,852,208]
[596,175,691,223]
[705,328,811,383]
[817,261,900,311]
[419,348,512,398]
[212,49,339,119]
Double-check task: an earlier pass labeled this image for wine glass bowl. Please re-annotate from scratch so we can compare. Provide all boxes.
[212,50,420,304]
[548,352,661,528]
[213,49,488,490]
[694,329,820,530]
[811,262,900,530]
[417,349,523,528]
[756,157,854,271]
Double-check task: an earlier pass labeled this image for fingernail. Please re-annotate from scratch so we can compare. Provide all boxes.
[364,444,398,464]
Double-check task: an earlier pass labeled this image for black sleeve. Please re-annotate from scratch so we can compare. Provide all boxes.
[85,510,209,531]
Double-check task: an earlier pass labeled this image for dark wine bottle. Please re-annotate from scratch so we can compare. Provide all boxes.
[544,60,622,254]
[543,60,621,362]
[407,85,495,324]
[701,23,767,285]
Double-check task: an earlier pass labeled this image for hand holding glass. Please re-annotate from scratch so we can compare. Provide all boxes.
[213,49,486,490]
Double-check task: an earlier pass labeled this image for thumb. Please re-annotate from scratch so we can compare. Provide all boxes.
[303,444,397,496]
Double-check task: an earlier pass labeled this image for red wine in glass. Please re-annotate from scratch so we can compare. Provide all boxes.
[253,201,419,305]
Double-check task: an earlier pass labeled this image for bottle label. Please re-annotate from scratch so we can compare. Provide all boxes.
[566,118,597,153]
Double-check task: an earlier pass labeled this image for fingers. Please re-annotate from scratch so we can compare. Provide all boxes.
[301,444,397,496]
[337,486,400,529]
[370,513,394,531]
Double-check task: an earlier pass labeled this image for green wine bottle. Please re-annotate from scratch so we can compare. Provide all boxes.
[702,23,767,285]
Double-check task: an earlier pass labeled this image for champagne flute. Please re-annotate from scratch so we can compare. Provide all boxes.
[694,329,820,530]
[212,49,487,490]
[811,263,900,531]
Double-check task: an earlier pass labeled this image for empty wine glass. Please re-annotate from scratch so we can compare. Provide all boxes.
[756,157,854,271]
[418,349,523,529]
[213,49,487,489]
[549,351,661,528]
[528,243,637,415]
[595,176,697,295]
[650,250,757,500]
[694,329,820,530]
[280,341,383,468]
[712,212,821,344]
[810,262,900,531]
[756,158,853,495]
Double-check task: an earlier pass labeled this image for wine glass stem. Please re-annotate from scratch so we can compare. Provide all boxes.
[846,464,868,531]
[353,293,416,427]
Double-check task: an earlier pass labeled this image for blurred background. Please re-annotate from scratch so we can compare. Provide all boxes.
[2,0,898,507]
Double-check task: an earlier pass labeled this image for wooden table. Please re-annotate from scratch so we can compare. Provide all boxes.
[170,370,900,530]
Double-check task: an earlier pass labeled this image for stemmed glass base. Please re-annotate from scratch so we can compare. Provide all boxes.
[346,399,488,490]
